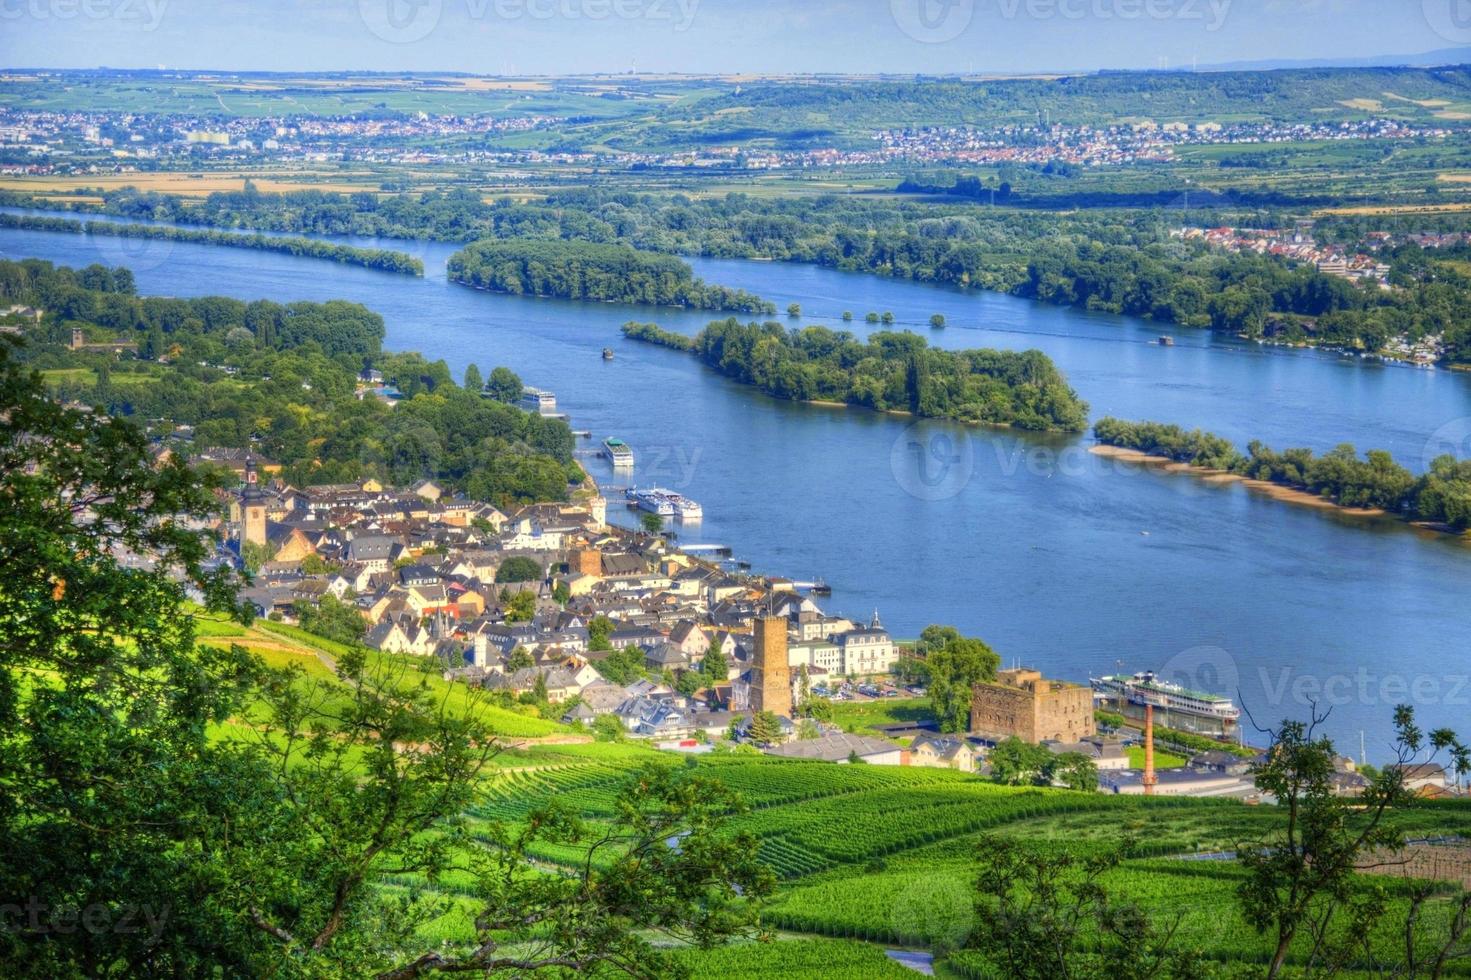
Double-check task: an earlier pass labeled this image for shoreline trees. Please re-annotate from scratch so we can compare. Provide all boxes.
[1093,416,1471,529]
[625,317,1090,431]
[447,238,774,314]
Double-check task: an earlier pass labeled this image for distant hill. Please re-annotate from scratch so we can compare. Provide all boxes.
[596,64,1471,150]
[1200,47,1471,72]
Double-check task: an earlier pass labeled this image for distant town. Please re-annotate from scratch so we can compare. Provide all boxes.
[0,106,1451,176]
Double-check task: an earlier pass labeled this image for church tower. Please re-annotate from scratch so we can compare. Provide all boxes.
[750,615,792,717]
[241,455,267,548]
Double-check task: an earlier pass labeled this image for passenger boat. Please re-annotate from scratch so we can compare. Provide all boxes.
[1090,671,1239,728]
[601,437,634,467]
[519,386,557,414]
[626,486,703,521]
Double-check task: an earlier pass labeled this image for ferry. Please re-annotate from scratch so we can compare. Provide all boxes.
[627,486,674,518]
[520,387,557,414]
[601,437,634,467]
[626,486,703,521]
[1090,671,1240,728]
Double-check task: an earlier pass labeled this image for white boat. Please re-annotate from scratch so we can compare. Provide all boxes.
[627,487,675,517]
[520,387,557,414]
[601,437,634,467]
[1090,671,1240,727]
[626,486,702,521]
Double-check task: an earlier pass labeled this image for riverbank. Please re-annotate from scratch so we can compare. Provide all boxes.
[1087,445,1471,531]
[0,212,424,275]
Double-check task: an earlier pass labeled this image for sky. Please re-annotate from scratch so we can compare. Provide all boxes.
[0,0,1468,75]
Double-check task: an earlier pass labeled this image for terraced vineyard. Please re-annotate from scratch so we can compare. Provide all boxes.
[732,784,1125,874]
[476,762,632,821]
[362,743,1471,975]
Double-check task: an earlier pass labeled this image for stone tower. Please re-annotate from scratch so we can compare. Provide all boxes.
[750,615,792,718]
[241,455,267,548]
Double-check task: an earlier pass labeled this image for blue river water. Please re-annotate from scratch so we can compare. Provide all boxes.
[4,211,1469,757]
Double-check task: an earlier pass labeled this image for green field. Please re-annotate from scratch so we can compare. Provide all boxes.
[828,695,935,733]
[1126,745,1189,769]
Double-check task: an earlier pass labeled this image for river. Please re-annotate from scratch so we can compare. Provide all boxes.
[4,212,1469,758]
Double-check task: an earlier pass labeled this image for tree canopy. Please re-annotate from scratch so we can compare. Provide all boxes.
[914,625,1000,733]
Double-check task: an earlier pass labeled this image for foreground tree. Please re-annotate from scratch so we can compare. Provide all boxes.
[1238,704,1469,979]
[967,835,1203,979]
[0,337,258,975]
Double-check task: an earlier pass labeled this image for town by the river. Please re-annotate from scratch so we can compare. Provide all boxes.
[4,211,1469,755]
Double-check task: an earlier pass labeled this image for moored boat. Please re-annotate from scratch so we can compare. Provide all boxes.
[601,437,634,467]
[519,386,557,414]
[626,485,703,520]
[1089,671,1239,728]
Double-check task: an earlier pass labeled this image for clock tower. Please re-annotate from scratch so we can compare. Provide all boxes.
[241,455,267,548]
